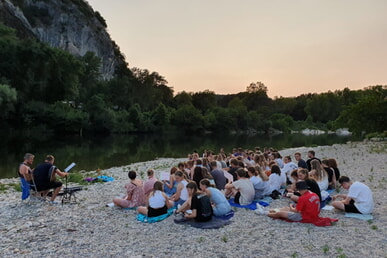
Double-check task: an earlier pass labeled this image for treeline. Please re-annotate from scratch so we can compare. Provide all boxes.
[0,23,386,136]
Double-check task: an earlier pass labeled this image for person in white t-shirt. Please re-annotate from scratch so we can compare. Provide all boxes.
[281,155,298,185]
[331,176,374,214]
[225,168,255,205]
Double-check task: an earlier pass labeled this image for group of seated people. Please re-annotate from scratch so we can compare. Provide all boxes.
[19,146,374,224]
[18,153,69,204]
[110,147,374,223]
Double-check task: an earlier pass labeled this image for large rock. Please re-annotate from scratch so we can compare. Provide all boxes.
[0,0,126,79]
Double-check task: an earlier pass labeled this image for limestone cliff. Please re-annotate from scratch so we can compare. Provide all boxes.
[0,0,126,79]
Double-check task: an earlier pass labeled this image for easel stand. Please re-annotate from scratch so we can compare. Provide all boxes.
[61,176,82,205]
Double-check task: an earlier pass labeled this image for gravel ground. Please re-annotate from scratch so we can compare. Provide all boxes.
[0,141,386,258]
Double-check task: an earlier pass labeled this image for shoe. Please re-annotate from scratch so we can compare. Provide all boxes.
[255,203,266,215]
[106,202,115,207]
[174,212,186,223]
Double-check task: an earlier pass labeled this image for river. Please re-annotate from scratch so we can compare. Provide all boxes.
[0,131,358,179]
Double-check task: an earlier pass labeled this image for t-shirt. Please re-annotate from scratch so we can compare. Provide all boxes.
[228,167,239,182]
[269,173,282,193]
[296,190,320,221]
[143,177,157,196]
[250,176,268,199]
[210,169,227,190]
[348,182,374,214]
[148,190,165,209]
[191,194,213,222]
[297,159,307,169]
[232,178,255,205]
[304,179,322,201]
[282,162,298,183]
[33,162,55,186]
[306,157,321,171]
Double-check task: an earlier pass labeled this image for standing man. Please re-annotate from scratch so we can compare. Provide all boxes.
[306,150,321,171]
[294,152,307,169]
[331,176,374,214]
[34,155,68,204]
[18,153,35,201]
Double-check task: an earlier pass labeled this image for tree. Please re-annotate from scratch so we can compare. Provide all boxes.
[0,84,17,122]
[246,81,267,94]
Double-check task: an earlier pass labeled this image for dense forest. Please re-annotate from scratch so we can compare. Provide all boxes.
[0,22,386,137]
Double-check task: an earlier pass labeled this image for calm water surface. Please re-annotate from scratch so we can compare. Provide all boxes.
[0,131,358,179]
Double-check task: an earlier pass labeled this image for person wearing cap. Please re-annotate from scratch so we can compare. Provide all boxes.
[331,176,374,214]
[256,181,320,222]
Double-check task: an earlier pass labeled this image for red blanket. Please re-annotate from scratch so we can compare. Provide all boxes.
[276,217,339,227]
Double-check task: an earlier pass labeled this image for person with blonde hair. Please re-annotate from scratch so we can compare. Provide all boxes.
[143,169,157,196]
[247,166,270,200]
[309,159,328,191]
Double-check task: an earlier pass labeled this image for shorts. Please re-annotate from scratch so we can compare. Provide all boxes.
[287,212,302,221]
[36,181,62,192]
[234,192,241,204]
[148,205,168,217]
[344,199,361,213]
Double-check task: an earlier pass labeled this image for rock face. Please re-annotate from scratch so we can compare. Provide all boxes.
[0,0,126,79]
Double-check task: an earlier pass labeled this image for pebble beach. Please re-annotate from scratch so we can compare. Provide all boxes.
[0,141,386,258]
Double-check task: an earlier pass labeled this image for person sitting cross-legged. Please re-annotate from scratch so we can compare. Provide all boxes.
[256,181,320,223]
[224,168,255,205]
[137,181,174,217]
[331,176,374,214]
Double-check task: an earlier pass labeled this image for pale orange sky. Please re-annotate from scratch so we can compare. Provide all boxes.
[87,0,387,97]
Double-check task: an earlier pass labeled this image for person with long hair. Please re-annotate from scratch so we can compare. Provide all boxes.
[268,165,283,193]
[309,159,329,191]
[137,181,174,217]
[199,179,231,216]
[247,166,270,200]
[170,171,189,206]
[175,181,213,222]
[163,167,178,196]
[288,168,322,203]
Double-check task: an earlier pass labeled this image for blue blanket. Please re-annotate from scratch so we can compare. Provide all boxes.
[228,198,269,210]
[136,208,175,223]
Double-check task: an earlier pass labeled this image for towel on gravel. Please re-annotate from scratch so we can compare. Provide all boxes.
[277,217,339,227]
[174,217,233,229]
[228,198,269,210]
[136,208,174,223]
[345,213,373,221]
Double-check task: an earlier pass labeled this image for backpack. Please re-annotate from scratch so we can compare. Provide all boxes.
[197,194,213,219]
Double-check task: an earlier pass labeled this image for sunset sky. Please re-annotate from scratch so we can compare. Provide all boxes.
[87,0,387,97]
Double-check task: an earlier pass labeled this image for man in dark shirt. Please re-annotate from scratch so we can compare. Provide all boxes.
[306,150,321,171]
[294,152,307,169]
[227,158,239,182]
[34,155,68,204]
[209,161,227,190]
